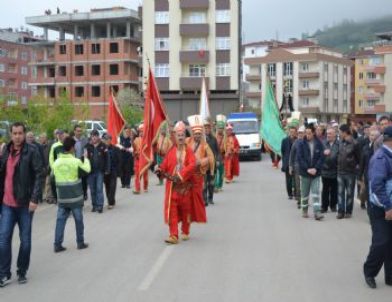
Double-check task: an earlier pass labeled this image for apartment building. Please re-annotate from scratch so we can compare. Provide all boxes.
[0,29,40,105]
[244,41,353,122]
[26,7,141,118]
[353,45,392,119]
[142,0,241,121]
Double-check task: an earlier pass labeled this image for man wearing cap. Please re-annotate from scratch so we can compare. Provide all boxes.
[84,130,110,213]
[133,124,149,194]
[224,124,240,183]
[156,122,206,244]
[102,133,122,209]
[186,115,215,207]
[363,125,392,289]
[214,116,226,192]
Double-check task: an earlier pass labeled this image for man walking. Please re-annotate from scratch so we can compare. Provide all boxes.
[85,130,110,213]
[224,125,240,183]
[119,126,134,189]
[281,126,297,200]
[155,124,172,186]
[204,119,219,205]
[133,124,149,194]
[337,124,361,219]
[297,124,325,220]
[321,127,339,213]
[214,115,226,192]
[52,137,90,253]
[289,126,305,209]
[363,126,392,289]
[102,134,122,209]
[0,122,43,286]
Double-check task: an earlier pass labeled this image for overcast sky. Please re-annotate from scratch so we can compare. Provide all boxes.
[1,0,392,42]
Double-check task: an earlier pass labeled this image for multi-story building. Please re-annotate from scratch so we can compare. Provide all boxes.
[242,40,281,108]
[244,40,353,122]
[0,28,40,105]
[26,7,141,118]
[142,0,242,121]
[353,44,392,119]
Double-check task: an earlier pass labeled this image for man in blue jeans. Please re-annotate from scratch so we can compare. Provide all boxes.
[52,137,91,252]
[0,122,43,287]
[85,130,110,213]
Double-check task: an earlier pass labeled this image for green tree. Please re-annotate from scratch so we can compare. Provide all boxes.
[116,87,144,126]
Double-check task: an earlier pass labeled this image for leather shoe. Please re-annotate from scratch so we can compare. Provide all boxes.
[336,213,344,219]
[77,243,89,250]
[386,279,392,286]
[54,245,66,253]
[365,277,377,289]
[164,236,178,244]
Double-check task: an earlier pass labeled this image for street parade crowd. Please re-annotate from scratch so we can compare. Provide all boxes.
[275,115,392,289]
[0,114,240,287]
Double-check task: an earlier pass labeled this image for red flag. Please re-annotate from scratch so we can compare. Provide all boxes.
[139,68,168,176]
[107,92,125,145]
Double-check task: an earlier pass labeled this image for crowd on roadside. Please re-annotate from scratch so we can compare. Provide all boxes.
[275,116,392,289]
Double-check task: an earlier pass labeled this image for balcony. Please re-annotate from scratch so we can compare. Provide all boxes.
[180,24,209,37]
[366,65,386,74]
[180,77,209,90]
[246,74,261,82]
[180,50,210,63]
[180,0,209,9]
[245,91,261,99]
[298,89,320,97]
[298,107,320,114]
[367,83,386,94]
[364,104,386,114]
[365,78,382,85]
[365,92,381,100]
[298,72,320,79]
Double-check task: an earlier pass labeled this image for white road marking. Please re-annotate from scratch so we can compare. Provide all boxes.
[138,245,174,291]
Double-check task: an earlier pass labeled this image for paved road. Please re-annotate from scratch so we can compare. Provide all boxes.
[1,159,391,301]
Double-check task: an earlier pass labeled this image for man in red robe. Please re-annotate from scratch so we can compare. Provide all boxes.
[133,124,149,194]
[156,122,207,244]
[224,124,240,183]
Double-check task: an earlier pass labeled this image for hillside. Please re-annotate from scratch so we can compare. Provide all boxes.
[309,15,392,53]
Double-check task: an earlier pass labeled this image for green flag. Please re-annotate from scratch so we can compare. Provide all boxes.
[260,80,287,156]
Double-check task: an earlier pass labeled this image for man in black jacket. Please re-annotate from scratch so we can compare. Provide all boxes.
[102,134,122,209]
[321,127,339,213]
[296,124,325,220]
[0,122,44,287]
[204,120,219,205]
[337,124,361,219]
[281,126,297,199]
[85,130,110,213]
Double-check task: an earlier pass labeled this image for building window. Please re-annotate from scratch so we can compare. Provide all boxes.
[189,64,206,77]
[75,65,84,76]
[367,100,377,107]
[58,87,67,96]
[59,44,66,55]
[92,86,101,97]
[0,79,4,87]
[58,66,66,76]
[32,86,38,96]
[302,80,309,89]
[283,62,293,76]
[359,72,364,80]
[91,43,101,54]
[0,48,7,57]
[91,64,101,76]
[110,64,119,75]
[367,72,376,80]
[110,42,119,53]
[216,63,231,76]
[75,44,84,55]
[302,63,309,71]
[324,98,329,112]
[75,86,84,97]
[333,99,338,109]
[343,100,348,112]
[21,66,28,75]
[369,57,382,66]
[187,38,207,50]
[111,85,119,94]
[21,96,27,105]
[21,82,28,90]
[21,52,28,60]
[267,64,276,77]
[186,12,207,24]
[284,79,293,93]
[301,98,309,107]
[333,65,338,82]
[155,11,169,24]
[48,67,55,78]
[359,100,363,108]
[0,63,5,72]
[31,66,37,79]
[155,64,169,77]
[155,38,169,51]
[216,37,230,50]
[216,10,230,23]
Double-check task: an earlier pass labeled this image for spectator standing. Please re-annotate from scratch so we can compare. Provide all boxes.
[73,125,89,200]
[85,130,110,213]
[281,126,297,200]
[289,126,305,209]
[0,122,44,286]
[39,133,52,203]
[337,124,361,219]
[374,116,391,151]
[118,126,134,189]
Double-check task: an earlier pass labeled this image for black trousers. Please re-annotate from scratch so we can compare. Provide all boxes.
[321,177,338,211]
[120,157,132,187]
[364,203,392,280]
[203,171,215,204]
[104,174,117,206]
[82,176,88,199]
[285,171,294,198]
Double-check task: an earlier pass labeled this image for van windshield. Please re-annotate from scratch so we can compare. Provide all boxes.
[230,120,259,134]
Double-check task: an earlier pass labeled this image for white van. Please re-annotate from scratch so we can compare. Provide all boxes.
[227,112,262,161]
[74,120,107,137]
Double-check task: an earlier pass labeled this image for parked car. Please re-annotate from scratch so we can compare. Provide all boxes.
[0,121,10,140]
[72,120,107,137]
